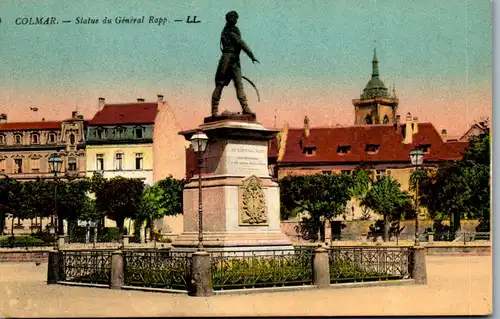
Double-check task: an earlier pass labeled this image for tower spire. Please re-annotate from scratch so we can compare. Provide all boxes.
[372,47,379,78]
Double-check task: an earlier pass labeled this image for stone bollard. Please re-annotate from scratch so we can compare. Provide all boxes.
[313,247,330,288]
[411,246,427,284]
[110,250,124,290]
[121,235,130,247]
[57,235,66,250]
[47,251,60,284]
[189,251,213,297]
[427,232,434,244]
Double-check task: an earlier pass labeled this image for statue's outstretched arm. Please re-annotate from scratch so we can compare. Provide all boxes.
[230,31,258,62]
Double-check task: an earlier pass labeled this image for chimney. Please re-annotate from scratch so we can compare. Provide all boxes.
[137,98,145,103]
[441,129,447,140]
[0,113,7,123]
[413,116,419,134]
[157,95,164,102]
[303,116,310,137]
[403,112,413,144]
[72,111,78,119]
[98,97,105,110]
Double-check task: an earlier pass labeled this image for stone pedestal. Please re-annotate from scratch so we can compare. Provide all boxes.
[173,118,293,252]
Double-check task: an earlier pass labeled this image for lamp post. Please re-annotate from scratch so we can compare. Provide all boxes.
[409,149,424,246]
[48,153,63,235]
[190,131,209,251]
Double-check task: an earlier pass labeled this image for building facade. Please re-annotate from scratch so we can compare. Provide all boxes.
[0,111,86,180]
[85,98,157,185]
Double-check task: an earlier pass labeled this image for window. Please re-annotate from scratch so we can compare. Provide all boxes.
[420,144,431,154]
[49,133,56,143]
[0,135,4,145]
[365,115,372,124]
[135,153,143,170]
[69,134,75,145]
[14,134,22,144]
[383,115,390,124]
[30,157,40,171]
[115,153,123,170]
[0,159,5,171]
[322,170,332,175]
[375,169,386,180]
[96,154,104,171]
[68,157,77,171]
[365,144,380,154]
[97,129,104,139]
[115,128,125,139]
[303,147,316,156]
[341,170,351,175]
[31,133,39,144]
[135,128,143,139]
[337,145,351,154]
[14,159,22,173]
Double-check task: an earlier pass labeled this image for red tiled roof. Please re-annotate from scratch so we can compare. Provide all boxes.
[0,121,61,131]
[279,123,469,164]
[89,102,158,125]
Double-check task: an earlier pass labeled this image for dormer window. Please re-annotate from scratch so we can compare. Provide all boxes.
[31,133,39,144]
[337,145,351,155]
[48,132,56,144]
[97,128,104,139]
[115,128,126,139]
[365,144,380,154]
[14,134,22,144]
[303,146,316,156]
[419,144,431,154]
[135,128,143,139]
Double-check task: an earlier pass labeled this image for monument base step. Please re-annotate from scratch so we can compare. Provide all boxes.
[171,231,293,252]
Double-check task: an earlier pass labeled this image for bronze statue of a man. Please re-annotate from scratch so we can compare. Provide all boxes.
[211,11,259,116]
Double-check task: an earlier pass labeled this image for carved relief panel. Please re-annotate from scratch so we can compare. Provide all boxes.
[238,175,268,226]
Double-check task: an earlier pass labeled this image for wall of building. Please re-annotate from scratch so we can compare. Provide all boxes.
[85,144,154,185]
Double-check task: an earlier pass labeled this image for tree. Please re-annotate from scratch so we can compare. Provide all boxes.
[350,167,374,220]
[137,176,184,238]
[361,175,413,241]
[280,173,354,241]
[410,130,491,234]
[95,177,144,232]
[56,179,92,234]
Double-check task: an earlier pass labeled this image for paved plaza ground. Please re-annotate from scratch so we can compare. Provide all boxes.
[0,255,492,317]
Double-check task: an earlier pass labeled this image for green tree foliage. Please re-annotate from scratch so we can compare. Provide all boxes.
[136,176,184,237]
[95,177,144,231]
[410,130,491,233]
[361,175,413,241]
[280,173,354,241]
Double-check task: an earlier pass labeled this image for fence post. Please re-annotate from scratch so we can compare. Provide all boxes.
[57,235,66,250]
[110,250,124,290]
[313,247,330,288]
[189,251,213,297]
[411,246,427,284]
[47,251,60,284]
[427,232,434,244]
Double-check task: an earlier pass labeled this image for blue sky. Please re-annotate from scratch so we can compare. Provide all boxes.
[0,0,492,135]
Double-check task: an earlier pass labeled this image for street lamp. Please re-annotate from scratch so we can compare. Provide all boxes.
[190,131,209,251]
[409,149,424,246]
[48,153,62,235]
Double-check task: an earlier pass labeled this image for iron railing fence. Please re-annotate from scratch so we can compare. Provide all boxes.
[58,250,114,285]
[327,246,411,283]
[210,248,314,290]
[123,250,192,290]
[288,231,491,244]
